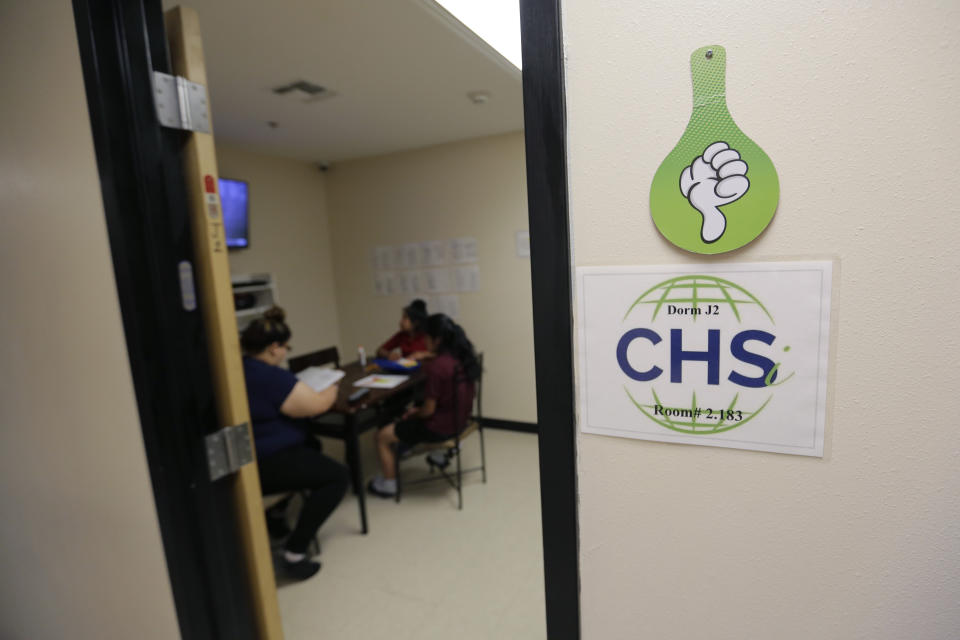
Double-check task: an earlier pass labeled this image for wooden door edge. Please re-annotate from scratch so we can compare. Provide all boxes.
[164,6,283,639]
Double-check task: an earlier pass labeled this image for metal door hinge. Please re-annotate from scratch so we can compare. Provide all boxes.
[153,71,211,133]
[205,422,253,481]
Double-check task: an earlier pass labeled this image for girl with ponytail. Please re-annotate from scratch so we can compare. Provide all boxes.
[376,299,432,361]
[368,313,480,498]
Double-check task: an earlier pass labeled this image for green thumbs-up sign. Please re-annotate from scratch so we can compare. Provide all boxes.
[650,45,779,254]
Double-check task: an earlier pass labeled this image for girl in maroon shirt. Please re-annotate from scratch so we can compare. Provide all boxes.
[368,313,481,498]
[377,299,431,361]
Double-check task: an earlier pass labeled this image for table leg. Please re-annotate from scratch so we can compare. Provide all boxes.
[344,417,369,535]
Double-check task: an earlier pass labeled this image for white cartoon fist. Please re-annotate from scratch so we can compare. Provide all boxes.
[679,142,749,243]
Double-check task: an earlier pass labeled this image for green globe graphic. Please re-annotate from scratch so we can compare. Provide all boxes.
[622,275,782,435]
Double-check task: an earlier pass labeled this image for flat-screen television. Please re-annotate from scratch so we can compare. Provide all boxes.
[219,177,249,249]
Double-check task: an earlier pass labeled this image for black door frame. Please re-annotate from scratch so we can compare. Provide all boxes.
[72,1,256,638]
[520,0,580,637]
[73,0,579,637]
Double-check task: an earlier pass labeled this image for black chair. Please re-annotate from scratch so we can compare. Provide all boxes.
[393,354,486,509]
[288,346,340,373]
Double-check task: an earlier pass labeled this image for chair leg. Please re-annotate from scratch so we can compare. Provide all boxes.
[344,435,362,496]
[393,443,402,504]
[456,440,463,510]
[479,427,487,483]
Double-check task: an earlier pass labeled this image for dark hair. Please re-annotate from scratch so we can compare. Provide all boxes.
[240,306,291,355]
[403,299,428,332]
[425,313,481,382]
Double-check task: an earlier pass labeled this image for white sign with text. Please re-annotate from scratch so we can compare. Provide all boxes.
[577,261,832,456]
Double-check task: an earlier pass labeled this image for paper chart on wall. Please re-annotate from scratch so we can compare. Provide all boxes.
[454,265,480,292]
[372,246,391,271]
[450,237,478,263]
[402,243,420,269]
[428,294,460,319]
[389,246,406,270]
[373,240,477,296]
[374,272,399,297]
[421,269,452,294]
[420,240,448,267]
[399,271,421,295]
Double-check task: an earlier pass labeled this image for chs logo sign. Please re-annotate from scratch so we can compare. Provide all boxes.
[577,264,832,457]
[616,275,792,435]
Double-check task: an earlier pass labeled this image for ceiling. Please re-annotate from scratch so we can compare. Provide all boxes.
[160,0,524,163]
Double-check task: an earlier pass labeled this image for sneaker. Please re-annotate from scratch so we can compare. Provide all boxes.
[366,478,396,498]
[426,450,450,470]
[279,556,321,581]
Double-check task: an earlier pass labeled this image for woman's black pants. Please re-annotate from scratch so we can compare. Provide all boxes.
[257,440,349,554]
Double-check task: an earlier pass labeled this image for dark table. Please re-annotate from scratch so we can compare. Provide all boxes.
[308,361,424,534]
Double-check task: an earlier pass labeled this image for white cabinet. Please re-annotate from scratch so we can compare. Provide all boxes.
[231,273,277,330]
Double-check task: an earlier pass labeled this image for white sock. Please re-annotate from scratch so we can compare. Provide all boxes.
[373,475,397,493]
[284,550,306,563]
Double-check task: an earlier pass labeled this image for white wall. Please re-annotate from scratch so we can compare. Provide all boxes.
[326,133,536,422]
[564,1,960,638]
[217,143,342,357]
[0,2,181,638]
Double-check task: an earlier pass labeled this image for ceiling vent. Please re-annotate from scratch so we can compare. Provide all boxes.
[272,80,337,103]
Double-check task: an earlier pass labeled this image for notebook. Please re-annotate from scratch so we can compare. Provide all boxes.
[295,366,346,392]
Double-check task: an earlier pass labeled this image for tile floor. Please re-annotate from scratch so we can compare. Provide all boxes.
[276,428,546,639]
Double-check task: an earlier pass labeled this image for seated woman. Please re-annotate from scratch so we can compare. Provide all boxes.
[367,313,481,498]
[241,306,349,581]
[376,299,432,361]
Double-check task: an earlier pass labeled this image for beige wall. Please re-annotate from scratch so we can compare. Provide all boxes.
[326,133,536,422]
[217,144,342,357]
[0,2,180,638]
[565,1,960,638]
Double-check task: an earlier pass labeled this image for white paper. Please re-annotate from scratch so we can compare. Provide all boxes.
[418,242,433,266]
[401,271,421,295]
[383,272,399,296]
[374,272,388,296]
[295,367,346,392]
[354,374,409,389]
[420,240,448,266]
[422,269,451,294]
[428,294,460,319]
[373,246,391,271]
[402,243,420,269]
[577,261,832,457]
[450,237,478,263]
[454,265,480,292]
[374,272,398,296]
[390,246,405,270]
[516,230,530,257]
